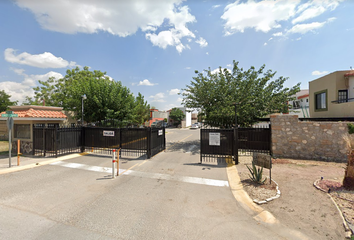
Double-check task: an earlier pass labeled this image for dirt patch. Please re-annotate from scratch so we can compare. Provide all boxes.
[315,179,354,232]
[237,156,350,240]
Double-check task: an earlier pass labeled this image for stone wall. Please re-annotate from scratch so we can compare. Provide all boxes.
[270,115,353,162]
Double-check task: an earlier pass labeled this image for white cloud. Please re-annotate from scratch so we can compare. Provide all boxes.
[138,79,157,86]
[292,0,340,24]
[169,88,180,95]
[273,32,283,37]
[177,97,183,103]
[312,70,329,76]
[195,37,208,48]
[150,92,166,102]
[264,42,268,46]
[287,20,328,34]
[4,48,79,68]
[221,0,341,36]
[14,0,198,53]
[226,64,232,68]
[212,5,221,9]
[211,68,231,75]
[221,0,299,35]
[185,67,191,69]
[206,52,209,55]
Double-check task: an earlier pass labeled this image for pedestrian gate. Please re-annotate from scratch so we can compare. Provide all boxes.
[200,125,271,164]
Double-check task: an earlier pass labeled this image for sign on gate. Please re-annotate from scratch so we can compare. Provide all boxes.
[209,132,220,146]
[103,130,115,137]
[158,129,163,136]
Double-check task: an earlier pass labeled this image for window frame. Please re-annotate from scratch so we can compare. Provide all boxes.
[314,89,328,112]
[338,89,348,103]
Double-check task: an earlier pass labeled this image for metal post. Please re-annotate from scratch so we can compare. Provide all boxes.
[116,148,120,176]
[112,149,116,178]
[81,94,86,126]
[234,103,239,165]
[17,140,20,166]
[8,118,11,168]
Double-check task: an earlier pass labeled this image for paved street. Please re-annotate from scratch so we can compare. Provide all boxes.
[0,128,306,239]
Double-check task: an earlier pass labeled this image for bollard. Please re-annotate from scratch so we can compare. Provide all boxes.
[17,140,20,166]
[112,149,116,178]
[117,148,121,176]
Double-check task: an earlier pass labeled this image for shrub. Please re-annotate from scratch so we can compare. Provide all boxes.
[246,162,266,184]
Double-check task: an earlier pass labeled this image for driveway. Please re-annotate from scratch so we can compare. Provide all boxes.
[0,128,335,239]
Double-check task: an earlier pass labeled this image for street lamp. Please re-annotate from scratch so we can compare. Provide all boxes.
[82,94,87,126]
[232,102,239,165]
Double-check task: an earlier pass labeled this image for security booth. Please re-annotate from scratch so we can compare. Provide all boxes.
[0,105,67,154]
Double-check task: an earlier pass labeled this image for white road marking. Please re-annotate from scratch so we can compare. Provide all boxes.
[50,161,229,187]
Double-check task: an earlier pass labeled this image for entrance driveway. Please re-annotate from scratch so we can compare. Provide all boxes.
[0,128,310,239]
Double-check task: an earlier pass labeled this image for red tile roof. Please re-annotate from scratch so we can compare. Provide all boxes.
[1,107,67,119]
[345,71,354,77]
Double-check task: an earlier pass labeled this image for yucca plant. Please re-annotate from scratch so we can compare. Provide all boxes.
[247,162,266,184]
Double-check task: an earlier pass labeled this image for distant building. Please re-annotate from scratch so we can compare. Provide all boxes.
[288,89,310,118]
[309,70,354,118]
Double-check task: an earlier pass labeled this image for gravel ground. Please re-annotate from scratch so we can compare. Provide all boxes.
[237,156,351,240]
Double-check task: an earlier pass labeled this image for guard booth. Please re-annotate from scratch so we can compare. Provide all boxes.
[0,105,67,154]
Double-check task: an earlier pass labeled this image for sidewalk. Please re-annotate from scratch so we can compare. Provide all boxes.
[0,153,85,175]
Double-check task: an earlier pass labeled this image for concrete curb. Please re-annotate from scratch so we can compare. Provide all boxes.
[253,179,281,205]
[226,164,278,224]
[0,153,88,175]
[313,179,353,239]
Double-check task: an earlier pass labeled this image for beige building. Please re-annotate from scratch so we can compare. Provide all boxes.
[0,105,67,154]
[309,70,354,118]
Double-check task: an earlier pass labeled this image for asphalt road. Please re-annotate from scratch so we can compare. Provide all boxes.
[0,128,306,239]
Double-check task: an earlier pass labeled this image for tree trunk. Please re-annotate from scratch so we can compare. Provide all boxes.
[343,150,354,190]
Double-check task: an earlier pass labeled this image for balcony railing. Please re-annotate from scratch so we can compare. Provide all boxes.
[331,98,354,104]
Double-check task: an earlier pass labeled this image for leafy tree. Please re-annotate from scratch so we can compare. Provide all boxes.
[181,61,300,127]
[0,90,18,112]
[132,92,150,126]
[23,77,62,106]
[169,108,185,126]
[25,67,148,125]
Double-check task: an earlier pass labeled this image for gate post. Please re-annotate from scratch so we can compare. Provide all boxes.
[147,127,151,159]
[199,128,202,164]
[234,128,239,165]
[80,126,85,153]
[54,126,58,158]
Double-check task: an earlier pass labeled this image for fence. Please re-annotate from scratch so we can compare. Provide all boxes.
[200,125,271,164]
[33,125,165,158]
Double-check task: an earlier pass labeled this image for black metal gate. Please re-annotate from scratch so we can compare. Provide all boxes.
[33,125,165,158]
[200,125,271,164]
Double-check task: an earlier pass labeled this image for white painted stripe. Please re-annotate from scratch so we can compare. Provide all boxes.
[124,170,229,187]
[50,161,112,174]
[50,161,229,187]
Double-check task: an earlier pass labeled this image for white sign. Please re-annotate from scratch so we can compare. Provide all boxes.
[103,130,115,137]
[158,130,163,136]
[209,132,220,146]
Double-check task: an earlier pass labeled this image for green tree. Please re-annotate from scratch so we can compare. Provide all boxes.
[25,67,143,125]
[181,61,300,127]
[131,92,150,126]
[169,108,185,126]
[0,90,18,112]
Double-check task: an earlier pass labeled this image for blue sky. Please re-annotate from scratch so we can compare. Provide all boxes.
[0,0,353,111]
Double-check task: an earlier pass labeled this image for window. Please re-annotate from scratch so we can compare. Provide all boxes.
[315,90,327,111]
[338,90,348,103]
[306,99,308,103]
[14,124,30,139]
